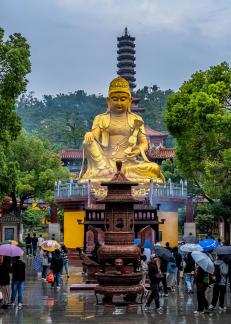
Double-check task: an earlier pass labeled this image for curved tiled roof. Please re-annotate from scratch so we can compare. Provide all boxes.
[145,127,168,137]
[149,148,175,159]
[59,146,174,161]
[59,149,83,160]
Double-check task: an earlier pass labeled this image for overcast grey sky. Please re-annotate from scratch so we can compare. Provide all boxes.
[1,0,231,97]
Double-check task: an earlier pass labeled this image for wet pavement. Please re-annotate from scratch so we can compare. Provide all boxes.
[1,261,231,323]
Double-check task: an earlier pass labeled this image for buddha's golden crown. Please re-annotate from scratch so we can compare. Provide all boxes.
[108,76,131,97]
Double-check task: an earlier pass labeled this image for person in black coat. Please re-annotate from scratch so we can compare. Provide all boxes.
[194,266,210,314]
[50,249,63,289]
[10,256,26,308]
[172,247,182,286]
[0,256,11,309]
[144,255,161,311]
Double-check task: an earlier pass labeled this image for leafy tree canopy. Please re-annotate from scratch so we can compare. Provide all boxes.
[165,62,231,215]
[7,130,69,209]
[0,27,31,198]
[1,131,69,208]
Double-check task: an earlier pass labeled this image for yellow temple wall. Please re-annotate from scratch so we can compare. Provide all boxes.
[158,211,178,248]
[64,211,85,248]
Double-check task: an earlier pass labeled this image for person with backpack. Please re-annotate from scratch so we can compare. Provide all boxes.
[50,249,63,289]
[209,256,228,311]
[183,252,195,293]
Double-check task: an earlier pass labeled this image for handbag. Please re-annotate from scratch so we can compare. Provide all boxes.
[46,272,55,283]
[203,274,209,285]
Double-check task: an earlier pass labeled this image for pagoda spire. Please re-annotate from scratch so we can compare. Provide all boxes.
[117,28,136,92]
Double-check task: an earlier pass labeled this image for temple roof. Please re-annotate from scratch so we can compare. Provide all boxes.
[59,149,83,160]
[148,148,175,159]
[59,147,175,161]
[145,127,168,137]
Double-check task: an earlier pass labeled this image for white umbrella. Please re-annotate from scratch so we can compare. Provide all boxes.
[180,244,203,253]
[191,251,214,274]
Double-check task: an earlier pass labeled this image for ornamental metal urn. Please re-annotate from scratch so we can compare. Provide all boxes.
[95,161,144,305]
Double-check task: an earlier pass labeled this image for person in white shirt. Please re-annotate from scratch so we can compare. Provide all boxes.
[38,235,44,246]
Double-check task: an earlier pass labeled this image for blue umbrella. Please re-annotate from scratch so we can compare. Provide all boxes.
[199,239,219,252]
[143,240,154,249]
[134,238,141,245]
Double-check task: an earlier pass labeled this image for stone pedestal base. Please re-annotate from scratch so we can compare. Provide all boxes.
[95,284,144,305]
[184,222,196,237]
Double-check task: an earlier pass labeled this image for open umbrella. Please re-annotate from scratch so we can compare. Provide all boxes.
[191,251,214,274]
[134,238,141,245]
[199,239,219,252]
[153,246,174,262]
[143,240,154,249]
[222,254,231,264]
[180,243,203,253]
[41,240,61,252]
[183,235,198,244]
[215,245,231,255]
[0,244,24,257]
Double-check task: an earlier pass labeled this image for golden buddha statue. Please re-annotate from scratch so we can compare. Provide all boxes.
[79,77,164,184]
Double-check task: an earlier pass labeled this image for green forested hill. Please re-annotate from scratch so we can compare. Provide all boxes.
[16,85,173,150]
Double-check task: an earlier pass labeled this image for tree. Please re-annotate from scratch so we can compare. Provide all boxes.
[0,27,31,198]
[8,130,69,212]
[135,85,173,131]
[161,159,182,182]
[165,62,231,215]
[21,208,47,229]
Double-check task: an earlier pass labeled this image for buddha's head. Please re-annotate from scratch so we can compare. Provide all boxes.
[107,76,131,113]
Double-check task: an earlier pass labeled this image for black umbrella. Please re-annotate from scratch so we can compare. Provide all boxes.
[222,254,231,264]
[215,245,231,255]
[153,246,174,262]
[183,235,198,244]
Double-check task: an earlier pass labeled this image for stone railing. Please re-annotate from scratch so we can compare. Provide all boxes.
[54,179,188,200]
[150,179,188,198]
[54,181,88,198]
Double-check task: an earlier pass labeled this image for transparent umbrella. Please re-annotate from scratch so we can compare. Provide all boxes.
[191,251,214,274]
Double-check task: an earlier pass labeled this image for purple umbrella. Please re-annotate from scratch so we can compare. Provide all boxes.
[0,244,24,257]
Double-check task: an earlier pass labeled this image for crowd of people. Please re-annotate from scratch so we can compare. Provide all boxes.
[0,233,70,310]
[141,238,231,314]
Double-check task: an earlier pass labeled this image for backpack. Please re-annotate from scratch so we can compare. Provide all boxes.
[46,272,54,283]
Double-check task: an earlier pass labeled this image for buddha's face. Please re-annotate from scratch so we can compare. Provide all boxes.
[107,92,131,114]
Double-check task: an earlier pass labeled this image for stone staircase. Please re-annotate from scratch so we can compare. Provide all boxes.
[68,248,82,267]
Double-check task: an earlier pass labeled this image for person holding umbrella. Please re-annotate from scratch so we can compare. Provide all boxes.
[153,246,173,297]
[191,251,214,314]
[50,249,63,289]
[0,256,11,309]
[183,253,195,294]
[209,255,229,311]
[144,255,162,311]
